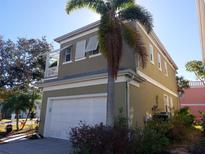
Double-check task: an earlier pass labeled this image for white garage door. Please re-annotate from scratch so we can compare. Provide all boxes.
[44,94,107,140]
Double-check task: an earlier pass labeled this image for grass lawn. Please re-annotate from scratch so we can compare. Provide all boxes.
[0,119,38,133]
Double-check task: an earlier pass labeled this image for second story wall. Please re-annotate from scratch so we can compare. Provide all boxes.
[57,31,137,79]
[137,25,178,93]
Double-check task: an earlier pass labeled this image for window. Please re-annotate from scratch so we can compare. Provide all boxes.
[169,97,174,115]
[149,44,154,64]
[85,35,99,56]
[75,40,86,60]
[164,61,168,76]
[157,53,162,70]
[169,97,173,109]
[65,46,72,62]
[163,95,170,112]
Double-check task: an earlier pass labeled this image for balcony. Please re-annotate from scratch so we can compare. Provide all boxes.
[44,49,60,79]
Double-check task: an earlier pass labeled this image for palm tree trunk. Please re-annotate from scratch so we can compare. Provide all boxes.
[106,66,115,127]
[15,110,19,131]
[20,109,31,130]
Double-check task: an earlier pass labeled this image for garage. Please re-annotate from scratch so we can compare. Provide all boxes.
[44,94,107,140]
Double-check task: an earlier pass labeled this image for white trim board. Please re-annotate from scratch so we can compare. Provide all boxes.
[137,70,178,97]
[48,93,107,102]
[60,28,99,45]
[43,76,128,92]
[181,104,205,106]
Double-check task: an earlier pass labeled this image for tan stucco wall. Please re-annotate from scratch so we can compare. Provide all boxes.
[39,82,127,135]
[58,32,136,78]
[129,81,179,128]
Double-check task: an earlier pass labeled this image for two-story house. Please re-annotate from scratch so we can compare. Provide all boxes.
[38,21,179,140]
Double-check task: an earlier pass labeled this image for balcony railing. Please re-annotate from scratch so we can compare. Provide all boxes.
[44,49,60,78]
[189,81,205,87]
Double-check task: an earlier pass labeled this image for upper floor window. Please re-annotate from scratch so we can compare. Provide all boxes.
[65,46,72,62]
[157,53,162,71]
[164,61,168,76]
[75,40,86,60]
[149,44,154,64]
[85,35,99,56]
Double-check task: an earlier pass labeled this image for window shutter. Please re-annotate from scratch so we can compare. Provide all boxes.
[75,40,86,60]
[85,35,98,52]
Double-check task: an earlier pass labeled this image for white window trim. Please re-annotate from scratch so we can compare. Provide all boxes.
[158,53,162,71]
[74,57,86,62]
[89,53,101,58]
[63,46,72,64]
[62,60,72,65]
[149,44,155,64]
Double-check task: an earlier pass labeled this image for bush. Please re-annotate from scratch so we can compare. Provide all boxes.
[70,122,137,154]
[173,107,195,127]
[168,107,196,143]
[138,127,170,154]
[69,108,200,154]
[70,120,172,154]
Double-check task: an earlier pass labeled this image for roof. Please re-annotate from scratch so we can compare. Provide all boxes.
[54,21,178,70]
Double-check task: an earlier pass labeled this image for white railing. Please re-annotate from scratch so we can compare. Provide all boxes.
[46,66,58,77]
[189,81,205,87]
[44,49,60,78]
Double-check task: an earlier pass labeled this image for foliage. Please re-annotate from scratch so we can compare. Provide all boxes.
[173,107,195,127]
[2,92,30,130]
[1,90,41,131]
[185,60,205,84]
[70,108,203,154]
[70,122,137,154]
[176,76,189,97]
[137,120,171,154]
[70,121,172,154]
[168,107,196,143]
[0,37,52,90]
[66,0,153,126]
[114,107,128,128]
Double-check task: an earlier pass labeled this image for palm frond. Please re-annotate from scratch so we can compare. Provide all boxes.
[66,0,107,15]
[112,0,135,10]
[122,23,147,67]
[119,5,153,33]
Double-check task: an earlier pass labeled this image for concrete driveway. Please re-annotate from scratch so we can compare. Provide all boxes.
[0,138,71,154]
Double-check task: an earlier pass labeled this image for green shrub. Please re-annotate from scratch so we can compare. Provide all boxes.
[167,107,195,143]
[69,121,171,154]
[139,127,170,154]
[173,107,195,127]
[70,122,137,154]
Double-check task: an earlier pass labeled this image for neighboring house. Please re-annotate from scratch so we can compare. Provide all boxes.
[38,21,179,140]
[180,81,205,118]
[196,0,205,63]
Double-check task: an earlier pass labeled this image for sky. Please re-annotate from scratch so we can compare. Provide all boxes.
[0,0,202,80]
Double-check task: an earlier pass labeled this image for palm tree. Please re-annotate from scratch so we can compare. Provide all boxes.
[20,90,41,130]
[2,92,30,130]
[66,0,153,126]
